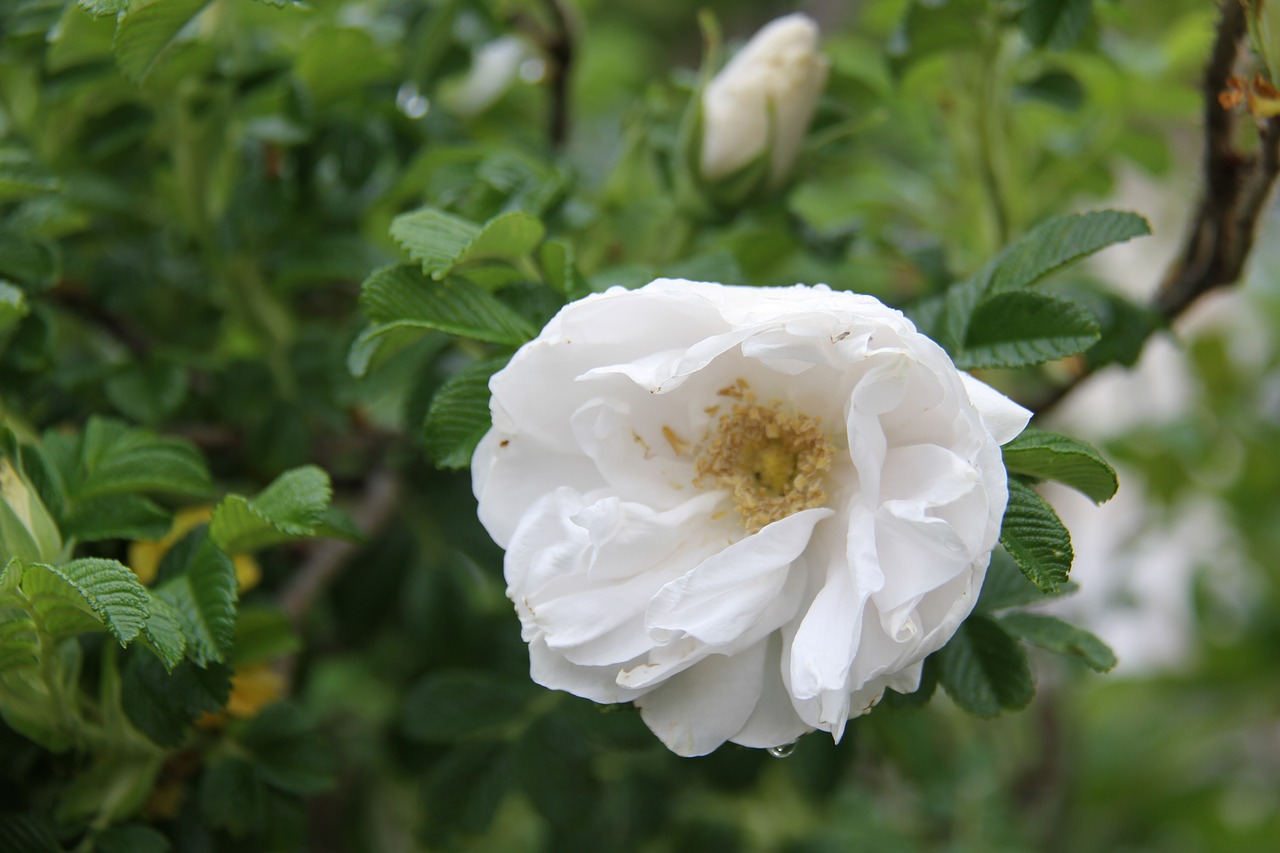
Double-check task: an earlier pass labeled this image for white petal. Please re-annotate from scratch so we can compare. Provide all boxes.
[635,641,767,757]
[960,373,1031,444]
[730,633,813,749]
[646,507,832,646]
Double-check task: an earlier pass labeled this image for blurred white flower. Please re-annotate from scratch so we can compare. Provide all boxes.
[699,14,830,187]
[445,36,531,117]
[473,279,1029,756]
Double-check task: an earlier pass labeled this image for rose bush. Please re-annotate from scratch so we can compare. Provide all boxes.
[472,279,1030,756]
[699,13,830,187]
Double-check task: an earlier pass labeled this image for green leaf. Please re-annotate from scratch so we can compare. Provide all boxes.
[999,479,1073,594]
[237,703,336,795]
[882,654,940,710]
[0,232,58,292]
[421,742,515,844]
[0,558,149,654]
[1058,283,1164,369]
[1002,427,1118,503]
[389,208,545,280]
[892,0,989,72]
[938,614,1034,716]
[956,290,1100,369]
[138,592,186,672]
[78,0,131,16]
[0,148,58,202]
[0,813,61,853]
[360,264,536,346]
[981,210,1150,296]
[1014,69,1085,110]
[94,825,171,853]
[1000,611,1117,672]
[61,495,170,542]
[1020,0,1093,51]
[113,0,216,84]
[210,465,343,554]
[105,360,188,425]
[230,606,300,666]
[0,282,29,336]
[976,548,1059,613]
[121,654,230,748]
[539,239,588,300]
[61,417,212,502]
[402,670,534,742]
[423,357,508,470]
[154,529,238,666]
[198,757,266,836]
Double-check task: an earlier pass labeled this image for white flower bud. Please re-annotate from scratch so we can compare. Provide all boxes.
[699,14,830,187]
[0,457,62,566]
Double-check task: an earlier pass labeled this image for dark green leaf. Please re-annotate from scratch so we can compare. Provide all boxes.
[1020,0,1093,51]
[0,232,58,292]
[882,654,940,710]
[113,0,216,83]
[154,529,238,666]
[1002,426,1118,503]
[999,479,1073,593]
[361,264,536,346]
[402,670,534,742]
[94,825,171,853]
[105,360,187,425]
[209,465,341,553]
[78,1,130,16]
[976,548,1057,613]
[236,703,336,795]
[199,757,265,836]
[956,290,1100,368]
[1000,611,1117,672]
[61,495,170,542]
[423,357,508,470]
[230,606,300,666]
[122,654,231,748]
[421,742,515,844]
[66,417,212,501]
[1014,69,1085,110]
[0,282,29,336]
[981,210,1150,296]
[891,0,989,71]
[938,614,1034,716]
[138,592,186,671]
[0,558,149,651]
[0,813,61,853]
[539,239,588,299]
[0,147,60,202]
[390,208,544,280]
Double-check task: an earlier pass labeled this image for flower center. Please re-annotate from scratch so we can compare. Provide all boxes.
[693,380,834,533]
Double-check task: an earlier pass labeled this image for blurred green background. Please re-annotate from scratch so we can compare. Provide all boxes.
[1,0,1278,850]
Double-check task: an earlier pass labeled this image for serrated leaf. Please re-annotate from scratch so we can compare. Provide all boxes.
[956,290,1100,369]
[105,360,187,425]
[0,558,149,653]
[113,0,215,83]
[67,417,212,502]
[402,670,534,742]
[138,592,186,671]
[1000,611,1117,672]
[61,495,171,542]
[361,264,535,346]
[1020,0,1093,51]
[938,614,1034,716]
[999,479,1073,593]
[209,465,338,554]
[976,548,1056,613]
[423,357,508,469]
[539,238,587,299]
[389,208,544,280]
[982,210,1150,296]
[1002,427,1118,503]
[154,530,237,666]
[122,653,230,748]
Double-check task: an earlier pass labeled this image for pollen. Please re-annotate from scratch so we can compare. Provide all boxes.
[694,381,834,533]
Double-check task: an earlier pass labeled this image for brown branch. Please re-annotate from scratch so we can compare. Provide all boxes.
[1034,1,1280,416]
[539,0,574,149]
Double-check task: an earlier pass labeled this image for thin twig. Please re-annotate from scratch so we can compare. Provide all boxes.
[540,0,574,149]
[1033,1,1280,416]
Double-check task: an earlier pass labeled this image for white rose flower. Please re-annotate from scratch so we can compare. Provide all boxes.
[699,13,830,187]
[473,279,1030,757]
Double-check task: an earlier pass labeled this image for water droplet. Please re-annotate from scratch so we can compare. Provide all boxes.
[766,742,796,759]
[396,82,430,119]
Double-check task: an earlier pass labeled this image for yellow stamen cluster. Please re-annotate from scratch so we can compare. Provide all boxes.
[691,381,834,532]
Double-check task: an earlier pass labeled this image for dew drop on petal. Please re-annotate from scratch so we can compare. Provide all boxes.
[766,742,797,759]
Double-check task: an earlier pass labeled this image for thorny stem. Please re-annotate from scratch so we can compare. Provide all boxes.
[1033,0,1280,416]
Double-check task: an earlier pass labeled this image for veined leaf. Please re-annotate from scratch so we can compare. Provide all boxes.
[138,592,186,672]
[60,416,212,502]
[423,357,509,469]
[61,495,171,542]
[113,0,215,83]
[938,614,1034,717]
[122,654,230,748]
[956,290,1100,369]
[389,208,544,280]
[210,465,353,554]
[981,210,1150,296]
[237,703,337,795]
[975,548,1055,613]
[402,670,535,742]
[360,264,535,346]
[154,530,237,666]
[1002,427,1118,503]
[1000,611,1117,672]
[999,479,1073,593]
[0,557,149,656]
